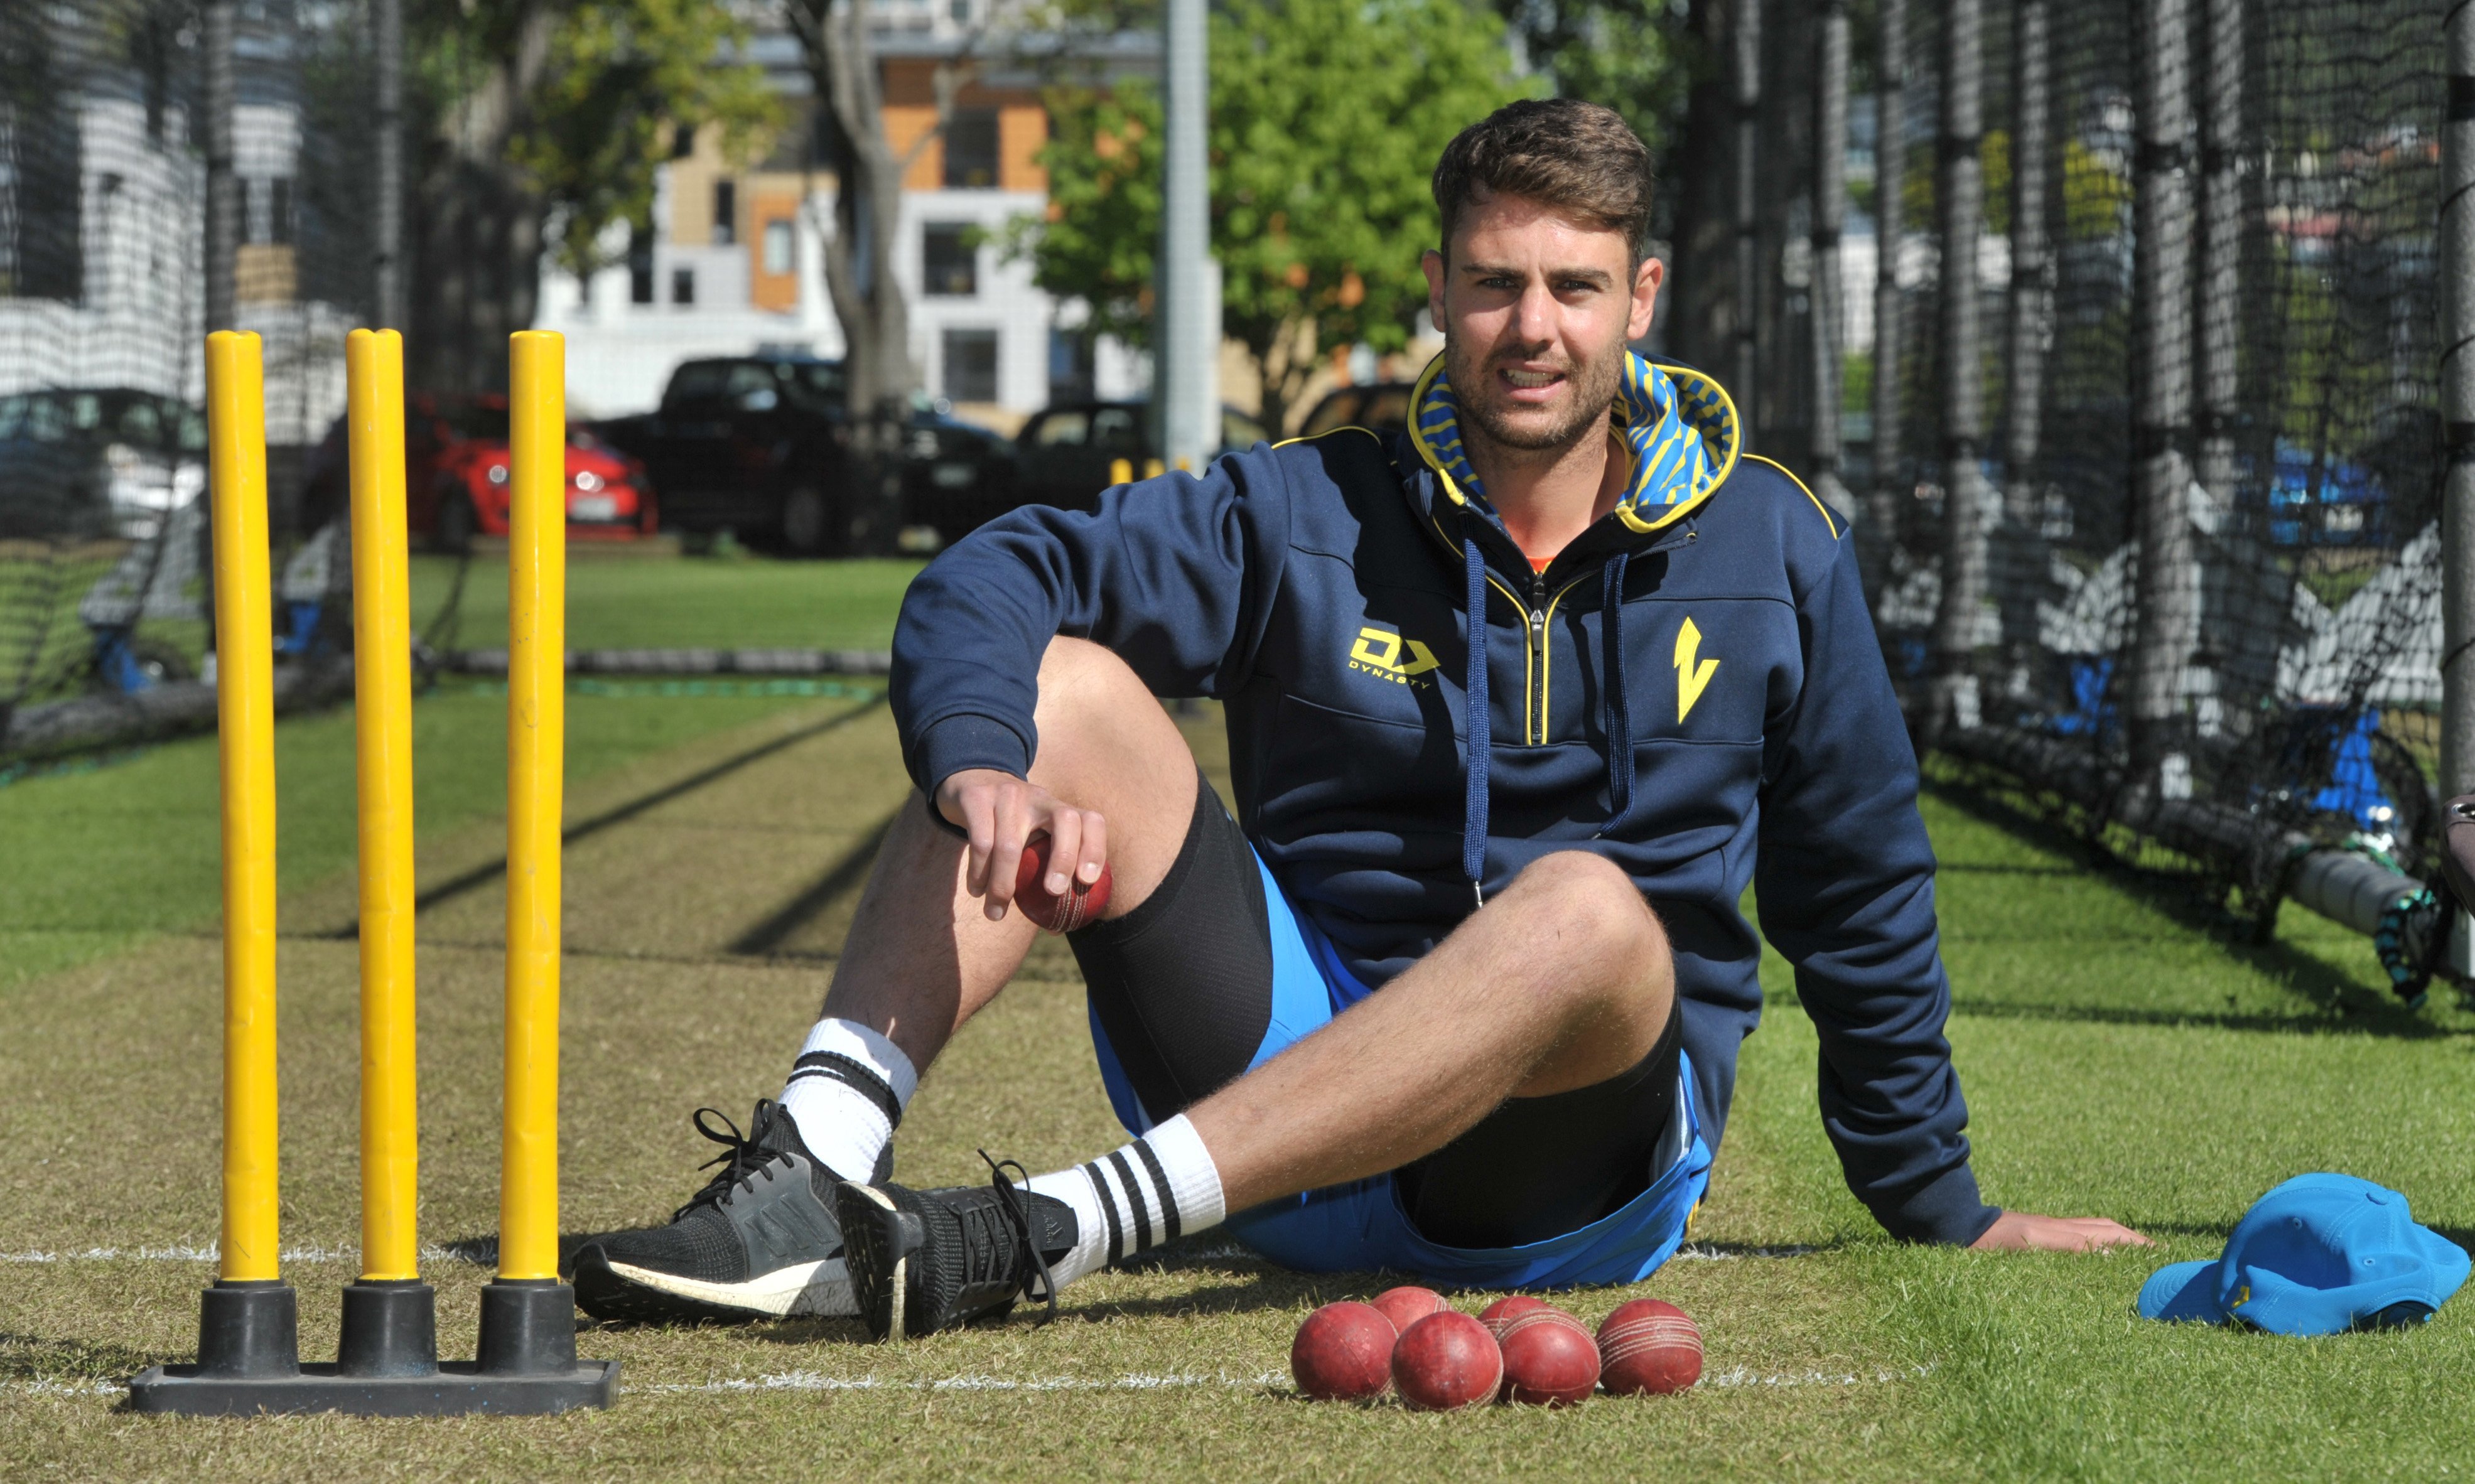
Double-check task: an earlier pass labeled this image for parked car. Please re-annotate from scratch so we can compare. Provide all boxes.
[592,353,1016,554]
[1295,381,1416,440]
[1012,401,1270,512]
[296,391,657,552]
[0,387,205,540]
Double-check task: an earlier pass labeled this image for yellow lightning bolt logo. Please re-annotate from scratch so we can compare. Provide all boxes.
[1674,616,1719,722]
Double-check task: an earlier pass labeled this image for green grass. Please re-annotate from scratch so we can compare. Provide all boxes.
[2,655,2472,1476]
[411,552,924,653]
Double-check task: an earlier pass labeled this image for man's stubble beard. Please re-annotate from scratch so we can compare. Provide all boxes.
[1444,331,1624,457]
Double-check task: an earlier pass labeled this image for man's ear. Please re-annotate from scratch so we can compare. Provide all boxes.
[1627,255,1663,344]
[1422,248,1447,335]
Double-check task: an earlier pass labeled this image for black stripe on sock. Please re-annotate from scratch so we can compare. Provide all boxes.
[1131,1137,1182,1244]
[787,1051,902,1128]
[1082,1161,1124,1264]
[1108,1149,1152,1251]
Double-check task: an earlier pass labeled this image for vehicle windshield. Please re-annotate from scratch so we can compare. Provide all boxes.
[0,389,203,453]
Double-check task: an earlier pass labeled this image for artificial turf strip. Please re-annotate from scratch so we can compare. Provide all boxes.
[0,701,2469,1480]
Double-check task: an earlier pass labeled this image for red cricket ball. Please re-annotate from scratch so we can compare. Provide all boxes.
[1369,1284,1450,1336]
[1290,1301,1398,1401]
[1496,1308,1600,1407]
[1477,1294,1554,1340]
[1391,1311,1502,1412]
[1596,1298,1703,1395]
[1012,831,1113,933]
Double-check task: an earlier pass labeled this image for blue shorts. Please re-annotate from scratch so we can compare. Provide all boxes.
[1087,844,1714,1290]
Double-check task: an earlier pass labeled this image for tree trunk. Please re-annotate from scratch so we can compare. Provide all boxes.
[407,5,552,394]
[793,0,922,555]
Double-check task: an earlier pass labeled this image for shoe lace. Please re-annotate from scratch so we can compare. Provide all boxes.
[671,1100,784,1222]
[978,1150,1059,1325]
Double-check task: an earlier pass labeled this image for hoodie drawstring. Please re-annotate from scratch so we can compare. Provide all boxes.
[1462,538,1491,910]
[1460,541,1638,911]
[1598,551,1634,837]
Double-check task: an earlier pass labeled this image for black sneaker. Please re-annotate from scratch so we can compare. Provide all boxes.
[835,1155,1079,1340]
[572,1099,885,1323]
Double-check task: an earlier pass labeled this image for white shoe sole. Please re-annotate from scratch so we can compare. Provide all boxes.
[603,1256,855,1318]
[848,1184,908,1340]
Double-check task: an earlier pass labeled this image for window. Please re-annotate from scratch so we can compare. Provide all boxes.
[1089,406,1143,454]
[921,224,976,296]
[944,109,1000,190]
[942,328,999,404]
[671,266,696,306]
[763,218,794,276]
[713,180,736,247]
[672,123,696,158]
[1048,327,1092,403]
[1029,409,1089,446]
[628,222,655,304]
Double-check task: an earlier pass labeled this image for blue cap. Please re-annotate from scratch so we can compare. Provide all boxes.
[2138,1173,2469,1335]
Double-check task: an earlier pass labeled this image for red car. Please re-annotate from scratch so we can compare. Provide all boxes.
[299,392,657,550]
[408,393,655,549]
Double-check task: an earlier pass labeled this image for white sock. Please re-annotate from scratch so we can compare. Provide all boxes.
[779,1018,918,1181]
[1026,1113,1226,1289]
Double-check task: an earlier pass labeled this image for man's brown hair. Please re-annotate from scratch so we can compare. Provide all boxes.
[1431,99,1654,264]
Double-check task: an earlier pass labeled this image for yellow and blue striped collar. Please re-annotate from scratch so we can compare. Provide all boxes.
[1407,350,1741,535]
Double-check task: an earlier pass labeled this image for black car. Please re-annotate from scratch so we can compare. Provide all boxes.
[593,354,1015,555]
[0,387,207,541]
[1013,401,1270,512]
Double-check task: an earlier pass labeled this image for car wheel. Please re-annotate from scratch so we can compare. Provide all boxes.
[434,488,477,555]
[779,484,833,556]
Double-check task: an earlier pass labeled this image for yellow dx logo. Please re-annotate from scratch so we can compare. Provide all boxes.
[1674,617,1719,721]
[1349,626,1442,686]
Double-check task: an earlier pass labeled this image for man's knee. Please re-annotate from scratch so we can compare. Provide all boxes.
[1497,851,1672,992]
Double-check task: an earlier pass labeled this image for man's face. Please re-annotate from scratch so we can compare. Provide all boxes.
[1421,191,1661,454]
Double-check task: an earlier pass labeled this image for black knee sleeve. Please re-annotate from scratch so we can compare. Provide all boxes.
[1070,775,1274,1121]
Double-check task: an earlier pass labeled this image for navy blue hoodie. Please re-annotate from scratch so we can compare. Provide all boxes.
[892,353,1999,1246]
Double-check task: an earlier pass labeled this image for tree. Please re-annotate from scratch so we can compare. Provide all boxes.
[1485,0,1691,159]
[1013,0,1529,433]
[404,0,774,393]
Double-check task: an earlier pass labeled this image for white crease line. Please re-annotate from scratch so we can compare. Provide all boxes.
[647,1370,1290,1395]
[1,1244,480,1266]
[3,1365,1928,1401]
[1670,1244,1824,1261]
[1701,1364,1934,1389]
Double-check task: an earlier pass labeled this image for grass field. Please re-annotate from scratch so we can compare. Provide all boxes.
[3,563,2472,1480]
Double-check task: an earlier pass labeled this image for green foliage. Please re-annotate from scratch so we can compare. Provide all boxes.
[1487,0,1690,158]
[1010,0,1531,418]
[416,0,781,280]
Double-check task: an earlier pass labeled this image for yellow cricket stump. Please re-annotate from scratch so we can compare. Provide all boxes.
[500,329,566,1285]
[129,330,614,1416]
[208,331,281,1288]
[346,328,419,1285]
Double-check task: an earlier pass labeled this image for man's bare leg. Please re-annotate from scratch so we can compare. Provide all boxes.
[775,637,1202,1177]
[1187,849,1671,1210]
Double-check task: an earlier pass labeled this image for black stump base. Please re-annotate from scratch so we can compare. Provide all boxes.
[127,1279,618,1416]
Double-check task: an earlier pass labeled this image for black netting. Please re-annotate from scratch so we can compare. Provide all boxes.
[1841,0,2447,920]
[1,1,379,755]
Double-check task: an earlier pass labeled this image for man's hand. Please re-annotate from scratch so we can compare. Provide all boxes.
[1969,1210,2152,1252]
[935,768,1109,923]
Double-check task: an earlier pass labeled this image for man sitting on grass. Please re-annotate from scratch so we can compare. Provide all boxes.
[573,99,2147,1338]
